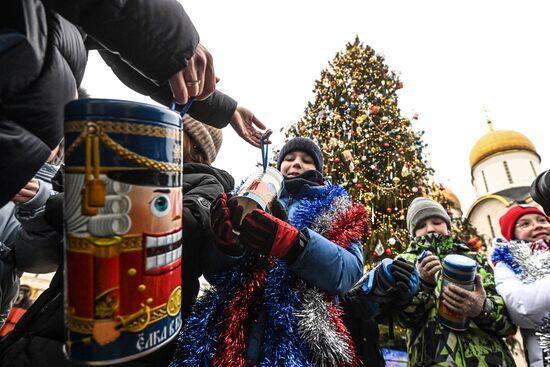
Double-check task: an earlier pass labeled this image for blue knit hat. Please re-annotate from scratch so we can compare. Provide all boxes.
[276,137,324,173]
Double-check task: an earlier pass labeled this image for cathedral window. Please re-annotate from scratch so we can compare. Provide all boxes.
[481,170,489,193]
[487,215,496,238]
[503,161,513,184]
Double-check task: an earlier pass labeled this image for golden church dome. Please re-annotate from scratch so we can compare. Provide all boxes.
[441,187,461,211]
[432,185,462,211]
[469,121,537,168]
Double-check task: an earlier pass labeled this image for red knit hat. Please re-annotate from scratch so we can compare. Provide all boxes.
[499,205,548,240]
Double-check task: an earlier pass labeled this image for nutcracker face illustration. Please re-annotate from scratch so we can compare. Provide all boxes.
[63,99,183,365]
[127,185,182,273]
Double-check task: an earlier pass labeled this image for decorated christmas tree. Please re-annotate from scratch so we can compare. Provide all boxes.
[283,37,433,265]
[280,37,491,352]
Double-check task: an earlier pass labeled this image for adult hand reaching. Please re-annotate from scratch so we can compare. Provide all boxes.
[169,44,216,104]
[230,106,272,148]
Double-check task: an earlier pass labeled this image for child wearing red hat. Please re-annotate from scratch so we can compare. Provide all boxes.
[498,205,550,242]
[493,205,550,367]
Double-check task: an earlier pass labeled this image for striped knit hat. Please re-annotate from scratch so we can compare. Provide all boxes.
[183,116,223,164]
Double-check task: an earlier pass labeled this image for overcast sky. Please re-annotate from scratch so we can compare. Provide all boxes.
[82,0,550,214]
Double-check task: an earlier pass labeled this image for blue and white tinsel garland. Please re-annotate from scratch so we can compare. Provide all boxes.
[261,260,313,367]
[491,245,522,276]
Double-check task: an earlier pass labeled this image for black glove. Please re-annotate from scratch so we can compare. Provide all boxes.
[390,258,419,296]
[45,193,64,235]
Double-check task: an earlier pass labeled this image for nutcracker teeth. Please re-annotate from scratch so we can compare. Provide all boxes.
[168,233,175,244]
[158,253,167,266]
[146,236,157,248]
[146,256,157,270]
[175,231,182,242]
[173,250,179,263]
[166,249,174,263]
[158,235,167,247]
[176,246,182,258]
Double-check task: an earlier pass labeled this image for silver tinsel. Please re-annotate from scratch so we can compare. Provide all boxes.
[295,283,354,367]
[293,193,356,366]
[503,240,550,283]
[536,314,550,366]
[310,195,351,236]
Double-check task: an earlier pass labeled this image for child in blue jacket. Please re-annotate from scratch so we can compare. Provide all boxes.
[173,137,367,367]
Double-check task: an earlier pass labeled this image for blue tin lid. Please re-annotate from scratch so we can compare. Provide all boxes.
[442,254,477,282]
[65,98,180,128]
[443,254,476,271]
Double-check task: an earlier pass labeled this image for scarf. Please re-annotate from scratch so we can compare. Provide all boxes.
[283,170,324,195]
[172,184,368,367]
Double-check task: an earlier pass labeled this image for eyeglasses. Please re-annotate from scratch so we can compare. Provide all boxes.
[515,217,549,231]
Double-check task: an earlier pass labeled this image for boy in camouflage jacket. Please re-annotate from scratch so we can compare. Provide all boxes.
[398,198,516,366]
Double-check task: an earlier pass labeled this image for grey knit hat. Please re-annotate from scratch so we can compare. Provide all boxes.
[276,137,324,173]
[406,197,451,235]
[183,116,223,164]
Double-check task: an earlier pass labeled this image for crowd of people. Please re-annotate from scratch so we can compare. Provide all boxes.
[2,1,550,366]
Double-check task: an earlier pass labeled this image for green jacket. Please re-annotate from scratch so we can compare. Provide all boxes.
[397,234,516,367]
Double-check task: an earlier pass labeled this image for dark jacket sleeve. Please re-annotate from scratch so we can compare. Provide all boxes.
[97,50,237,129]
[183,172,223,244]
[13,179,62,273]
[0,119,50,207]
[44,0,198,85]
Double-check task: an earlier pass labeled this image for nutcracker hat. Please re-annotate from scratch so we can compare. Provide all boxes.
[64,99,182,187]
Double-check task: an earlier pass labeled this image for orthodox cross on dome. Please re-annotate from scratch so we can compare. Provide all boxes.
[486,118,494,132]
[482,107,494,132]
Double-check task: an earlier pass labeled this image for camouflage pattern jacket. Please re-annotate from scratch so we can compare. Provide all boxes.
[397,234,517,367]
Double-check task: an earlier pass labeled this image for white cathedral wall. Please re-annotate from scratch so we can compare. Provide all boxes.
[472,151,540,197]
[469,199,509,244]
